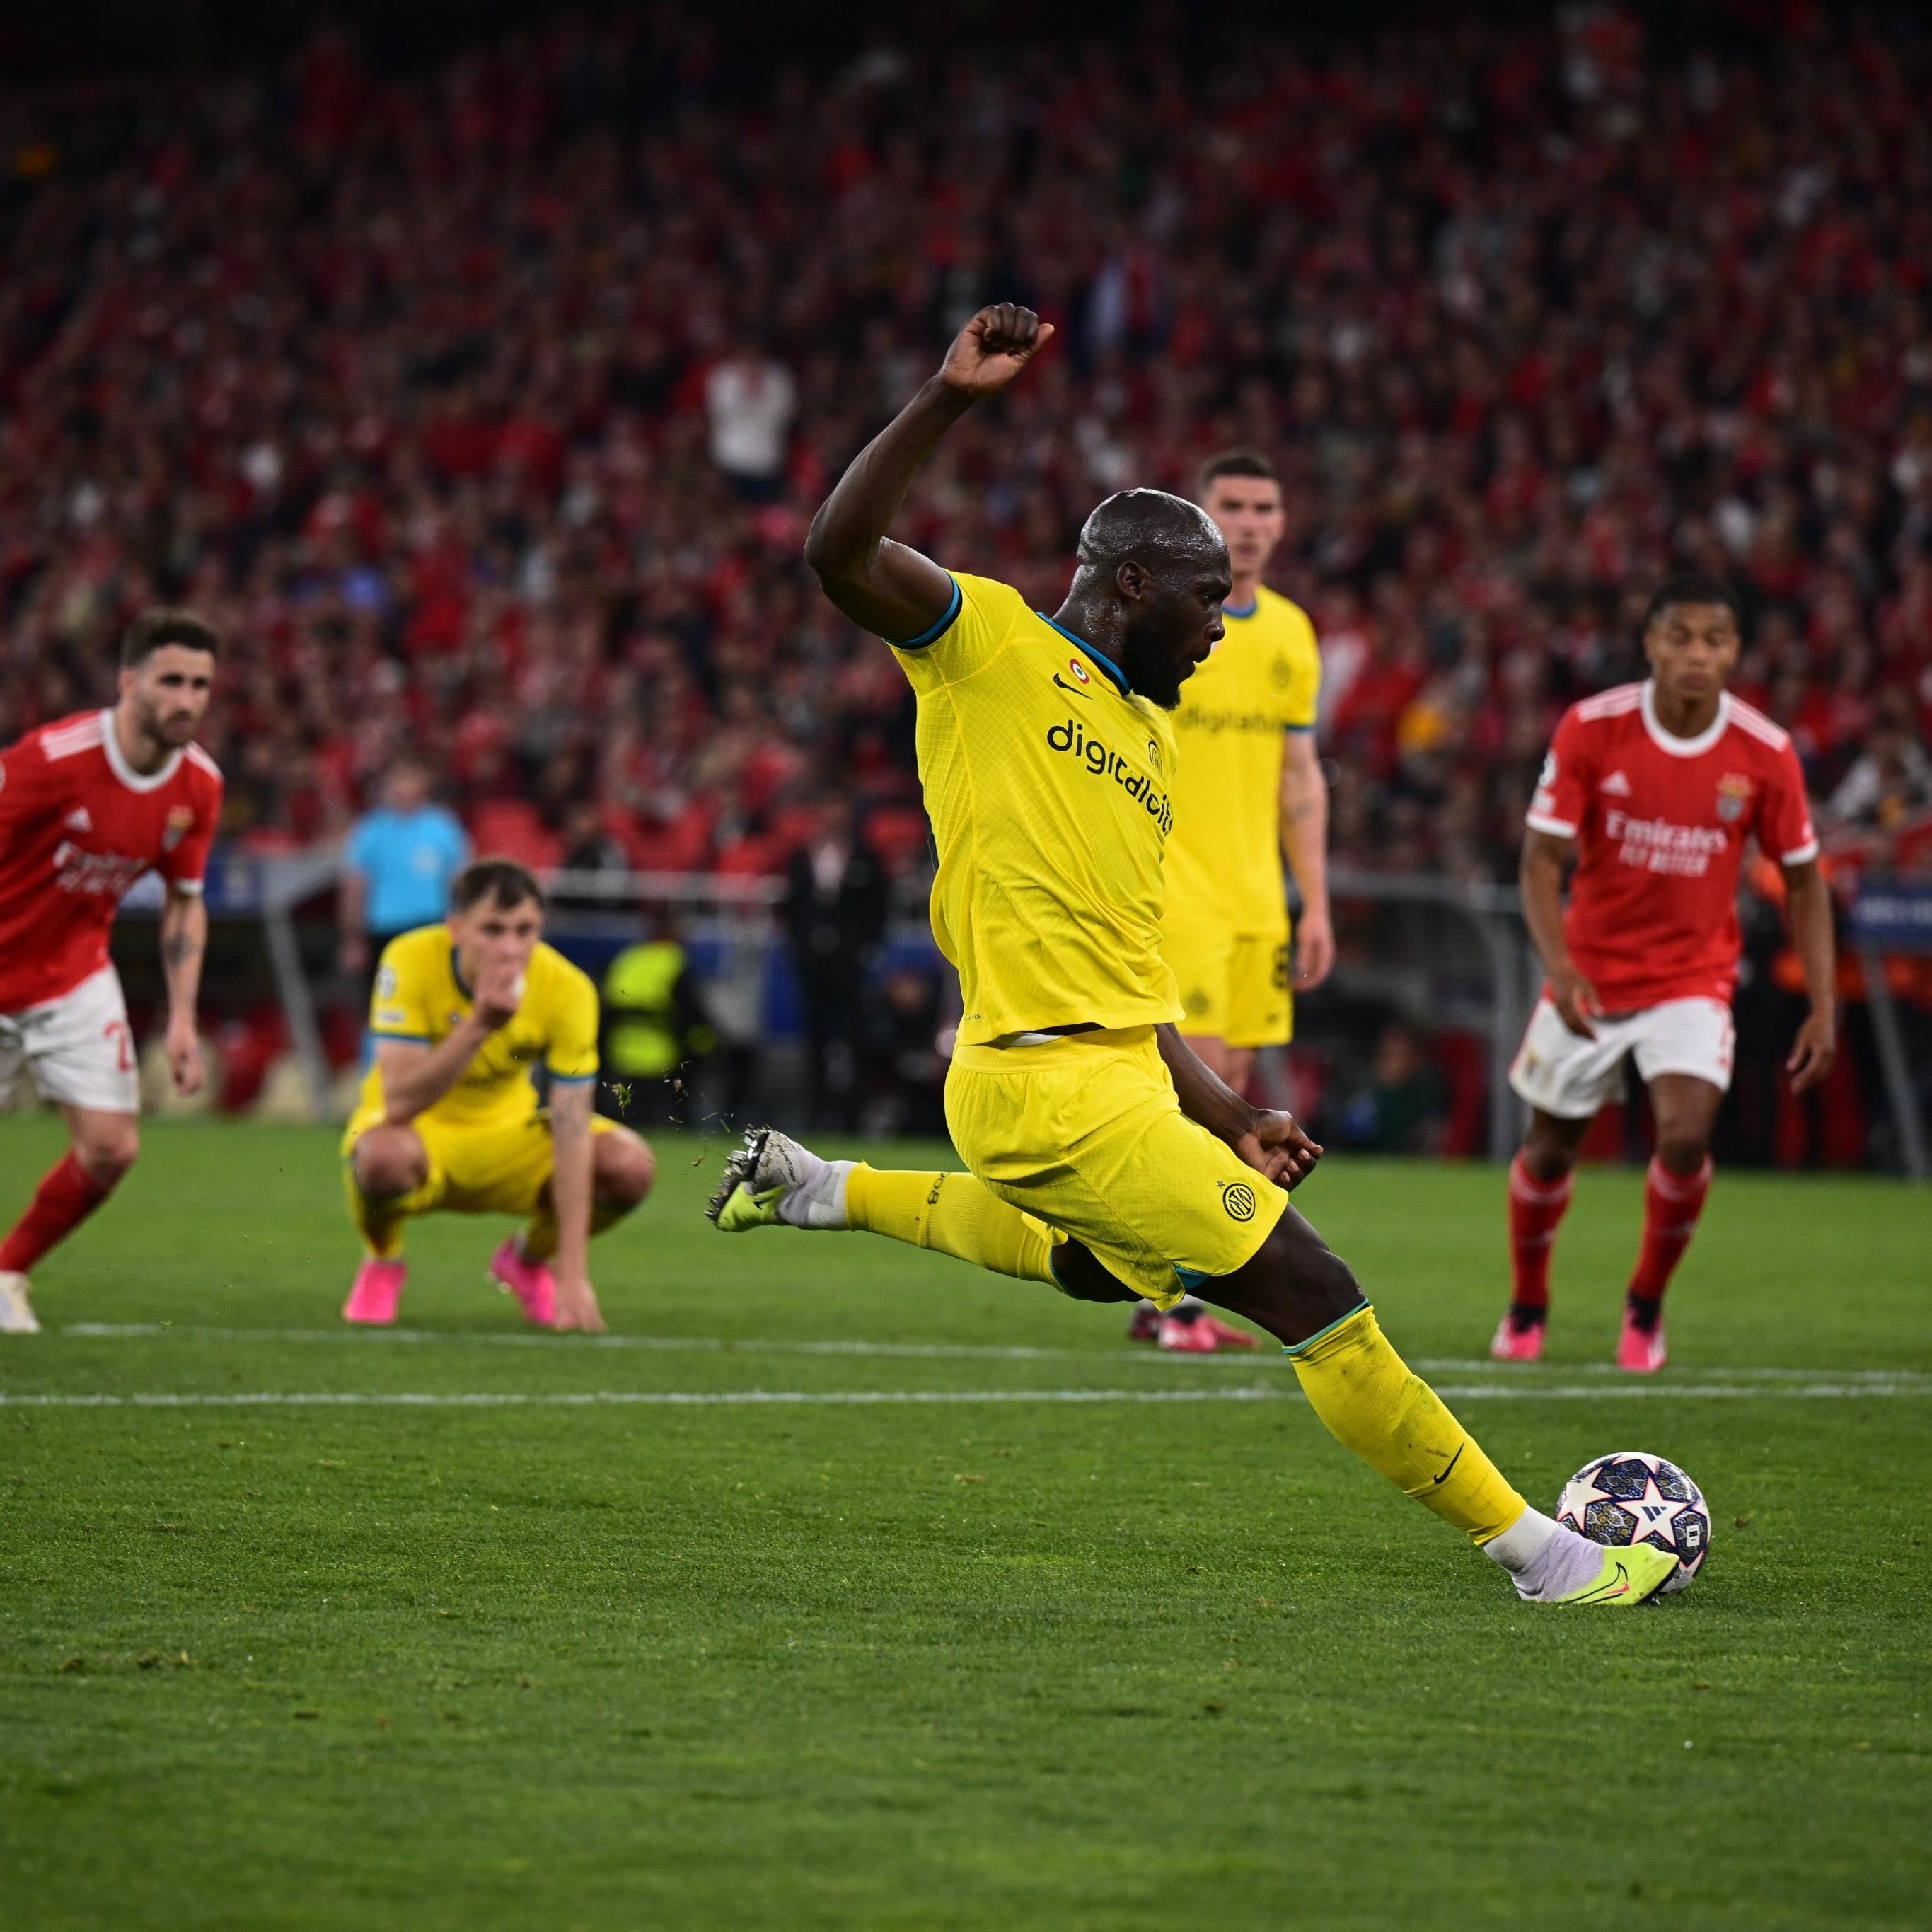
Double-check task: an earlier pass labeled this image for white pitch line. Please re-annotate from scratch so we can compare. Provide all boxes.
[1,1381,1926,1410]
[61,1323,1076,1361]
[51,1324,1932,1389]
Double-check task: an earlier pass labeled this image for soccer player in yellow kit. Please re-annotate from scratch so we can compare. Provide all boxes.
[1136,449,1334,1350]
[340,860,655,1331]
[710,305,1675,1607]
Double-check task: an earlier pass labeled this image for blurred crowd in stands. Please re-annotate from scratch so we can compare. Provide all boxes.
[3,4,1931,899]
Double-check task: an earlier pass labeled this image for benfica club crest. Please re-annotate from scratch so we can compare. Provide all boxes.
[162,805,195,852]
[1716,773,1753,823]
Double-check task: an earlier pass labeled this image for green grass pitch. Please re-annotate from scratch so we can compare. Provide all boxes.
[1,1115,1926,1931]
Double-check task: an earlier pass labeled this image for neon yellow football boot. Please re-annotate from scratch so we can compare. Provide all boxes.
[707,1126,852,1232]
[1554,1541,1680,1607]
[707,1126,785,1230]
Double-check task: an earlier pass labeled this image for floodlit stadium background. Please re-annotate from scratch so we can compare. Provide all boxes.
[2,1,1928,1171]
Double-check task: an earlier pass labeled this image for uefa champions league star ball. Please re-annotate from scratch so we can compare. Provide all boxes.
[1556,1451,1710,1595]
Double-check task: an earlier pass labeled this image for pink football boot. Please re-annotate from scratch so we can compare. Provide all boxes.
[342,1258,407,1326]
[490,1238,557,1327]
[1158,1312,1259,1353]
[1489,1314,1545,1363]
[1616,1313,1668,1374]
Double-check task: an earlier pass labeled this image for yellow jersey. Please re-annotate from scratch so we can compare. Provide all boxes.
[1160,584,1319,942]
[889,571,1184,1046]
[360,926,600,1128]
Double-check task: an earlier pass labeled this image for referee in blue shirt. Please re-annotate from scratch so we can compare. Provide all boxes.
[337,762,471,985]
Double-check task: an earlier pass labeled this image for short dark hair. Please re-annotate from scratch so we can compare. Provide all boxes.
[1199,449,1278,492]
[1643,574,1745,635]
[450,858,545,915]
[122,608,221,668]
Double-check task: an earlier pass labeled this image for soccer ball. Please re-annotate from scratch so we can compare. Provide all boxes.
[1555,1451,1710,1595]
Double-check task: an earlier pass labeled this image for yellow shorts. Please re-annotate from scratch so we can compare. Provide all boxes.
[944,1025,1288,1308]
[1162,925,1292,1048]
[341,1104,618,1222]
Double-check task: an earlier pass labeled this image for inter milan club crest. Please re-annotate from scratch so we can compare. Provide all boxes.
[1146,739,1162,772]
[1271,653,1294,688]
[1715,773,1753,823]
[162,805,195,851]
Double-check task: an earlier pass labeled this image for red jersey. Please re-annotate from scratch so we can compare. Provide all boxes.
[1527,681,1817,1012]
[0,710,224,1011]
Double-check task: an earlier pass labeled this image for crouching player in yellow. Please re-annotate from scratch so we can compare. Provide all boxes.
[341,859,655,1331]
[711,305,1677,1606]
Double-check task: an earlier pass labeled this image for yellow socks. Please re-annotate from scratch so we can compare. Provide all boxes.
[1288,1305,1526,1546]
[342,1167,405,1261]
[522,1196,632,1264]
[845,1166,1063,1285]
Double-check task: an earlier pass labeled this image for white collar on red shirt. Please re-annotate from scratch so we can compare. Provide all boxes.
[1640,681,1731,758]
[98,707,183,793]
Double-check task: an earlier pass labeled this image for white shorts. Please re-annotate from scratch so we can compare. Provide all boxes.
[0,966,140,1115]
[1508,995,1735,1121]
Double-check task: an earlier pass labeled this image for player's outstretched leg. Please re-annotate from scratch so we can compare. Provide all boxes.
[499,1128,656,1326]
[342,1123,423,1324]
[0,1111,139,1335]
[710,1129,1673,1604]
[708,1127,1064,1285]
[1198,1205,1678,1607]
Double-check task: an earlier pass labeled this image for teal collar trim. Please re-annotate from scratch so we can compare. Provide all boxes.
[449,942,473,1003]
[1223,597,1259,620]
[1038,612,1130,698]
[1279,1300,1372,1358]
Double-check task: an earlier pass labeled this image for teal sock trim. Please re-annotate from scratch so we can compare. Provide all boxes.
[1279,1299,1373,1358]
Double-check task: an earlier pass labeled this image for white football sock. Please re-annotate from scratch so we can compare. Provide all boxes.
[774,1150,855,1230]
[1483,1505,1607,1601]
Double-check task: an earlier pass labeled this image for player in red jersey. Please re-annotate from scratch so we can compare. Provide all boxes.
[0,611,224,1334]
[1494,576,1836,1372]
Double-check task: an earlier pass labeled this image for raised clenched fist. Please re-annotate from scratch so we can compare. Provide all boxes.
[937,304,1055,400]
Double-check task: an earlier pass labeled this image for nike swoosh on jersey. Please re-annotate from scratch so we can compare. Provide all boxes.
[1051,673,1092,699]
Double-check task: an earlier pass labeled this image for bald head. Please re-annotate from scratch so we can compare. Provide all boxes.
[1076,489,1227,577]
[1058,489,1232,710]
